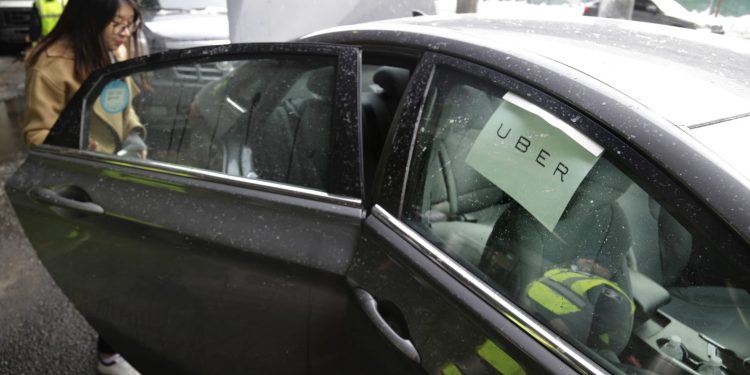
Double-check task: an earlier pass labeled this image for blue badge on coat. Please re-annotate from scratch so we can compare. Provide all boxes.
[99,79,129,113]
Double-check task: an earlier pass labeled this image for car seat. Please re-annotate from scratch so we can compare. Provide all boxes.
[423,85,508,266]
[361,66,410,196]
[641,204,750,360]
[225,66,334,190]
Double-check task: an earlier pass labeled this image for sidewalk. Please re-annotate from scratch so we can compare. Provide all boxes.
[0,55,25,163]
[0,54,98,374]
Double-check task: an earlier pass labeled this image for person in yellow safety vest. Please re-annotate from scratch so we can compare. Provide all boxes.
[438,259,634,374]
[522,258,635,357]
[29,0,68,44]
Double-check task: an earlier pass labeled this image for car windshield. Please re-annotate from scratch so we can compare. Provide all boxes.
[140,0,226,10]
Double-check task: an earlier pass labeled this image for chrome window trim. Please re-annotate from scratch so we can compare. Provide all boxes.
[33,145,362,208]
[372,204,608,375]
[225,96,248,114]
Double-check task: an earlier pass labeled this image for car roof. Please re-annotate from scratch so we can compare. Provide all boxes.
[306,14,750,242]
[311,14,750,128]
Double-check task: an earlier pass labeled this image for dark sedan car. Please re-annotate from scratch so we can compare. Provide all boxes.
[7,14,750,375]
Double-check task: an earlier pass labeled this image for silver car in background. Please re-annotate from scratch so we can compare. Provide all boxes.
[139,0,229,54]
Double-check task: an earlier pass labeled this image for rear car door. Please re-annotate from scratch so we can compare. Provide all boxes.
[7,43,362,374]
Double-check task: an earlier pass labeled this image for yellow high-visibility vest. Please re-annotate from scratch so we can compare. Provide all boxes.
[35,0,67,37]
[524,267,635,354]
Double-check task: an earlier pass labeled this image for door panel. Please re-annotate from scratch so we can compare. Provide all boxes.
[8,44,362,374]
[347,52,585,375]
[349,210,571,375]
[8,152,359,374]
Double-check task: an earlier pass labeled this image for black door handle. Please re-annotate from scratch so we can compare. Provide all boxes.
[30,187,104,215]
[355,288,421,364]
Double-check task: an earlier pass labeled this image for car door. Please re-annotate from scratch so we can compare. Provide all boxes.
[7,43,363,374]
[349,51,750,375]
[348,52,581,375]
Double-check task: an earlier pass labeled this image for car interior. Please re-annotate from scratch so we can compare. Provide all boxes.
[620,186,750,367]
[361,65,410,193]
[224,64,335,190]
[422,84,509,266]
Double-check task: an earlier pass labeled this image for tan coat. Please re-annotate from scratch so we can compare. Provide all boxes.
[23,39,144,153]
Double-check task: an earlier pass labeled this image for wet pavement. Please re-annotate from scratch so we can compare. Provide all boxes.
[0,54,98,374]
[0,54,25,162]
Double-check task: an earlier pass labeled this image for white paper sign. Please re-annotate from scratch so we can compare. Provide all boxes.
[465,92,603,232]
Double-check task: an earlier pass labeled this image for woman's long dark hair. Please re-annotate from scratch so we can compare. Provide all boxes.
[28,0,142,82]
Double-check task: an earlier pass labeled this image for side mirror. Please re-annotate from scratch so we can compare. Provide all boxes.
[645,4,659,13]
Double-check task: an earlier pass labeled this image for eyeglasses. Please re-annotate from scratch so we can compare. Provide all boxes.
[110,20,139,34]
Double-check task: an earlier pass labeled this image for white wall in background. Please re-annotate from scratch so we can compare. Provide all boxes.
[227,0,435,42]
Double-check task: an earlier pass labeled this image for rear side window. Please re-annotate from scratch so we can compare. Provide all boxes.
[82,55,337,192]
[402,66,750,375]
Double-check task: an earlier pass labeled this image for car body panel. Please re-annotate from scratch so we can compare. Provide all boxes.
[8,152,359,374]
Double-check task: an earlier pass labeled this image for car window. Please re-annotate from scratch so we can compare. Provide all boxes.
[82,55,337,192]
[402,66,750,375]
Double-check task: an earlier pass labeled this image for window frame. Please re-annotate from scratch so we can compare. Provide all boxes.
[44,43,363,198]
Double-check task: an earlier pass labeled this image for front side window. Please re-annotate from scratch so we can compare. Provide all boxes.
[83,55,337,192]
[403,66,750,374]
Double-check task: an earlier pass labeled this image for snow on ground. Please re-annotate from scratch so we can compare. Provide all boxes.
[691,11,750,39]
[435,0,750,39]
[436,0,585,16]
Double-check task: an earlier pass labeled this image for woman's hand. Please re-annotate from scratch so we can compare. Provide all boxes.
[116,132,148,160]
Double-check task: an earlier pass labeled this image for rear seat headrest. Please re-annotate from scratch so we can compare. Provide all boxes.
[306,67,334,97]
[373,66,410,97]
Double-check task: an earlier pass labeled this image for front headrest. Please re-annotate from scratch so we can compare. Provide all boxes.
[562,158,632,219]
